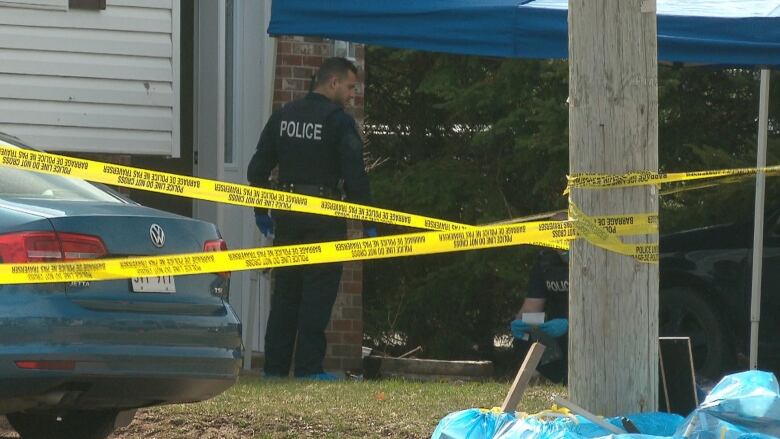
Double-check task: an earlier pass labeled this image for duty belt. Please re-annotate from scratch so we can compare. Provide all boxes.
[279,183,339,199]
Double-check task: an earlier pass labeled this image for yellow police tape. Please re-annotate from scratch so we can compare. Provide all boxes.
[569,203,658,263]
[560,163,778,259]
[0,140,656,247]
[0,140,662,283]
[0,214,658,284]
[566,165,780,193]
[0,141,468,232]
[528,210,657,252]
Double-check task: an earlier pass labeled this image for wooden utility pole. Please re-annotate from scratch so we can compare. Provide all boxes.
[568,0,659,415]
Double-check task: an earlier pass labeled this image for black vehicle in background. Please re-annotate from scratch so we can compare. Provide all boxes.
[659,207,780,379]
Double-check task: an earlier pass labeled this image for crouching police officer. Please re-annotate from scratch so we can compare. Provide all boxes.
[247,57,373,380]
[510,247,570,384]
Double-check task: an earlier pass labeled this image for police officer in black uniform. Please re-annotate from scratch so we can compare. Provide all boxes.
[510,248,570,383]
[247,57,372,380]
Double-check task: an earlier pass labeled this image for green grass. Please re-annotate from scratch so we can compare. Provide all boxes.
[112,377,566,438]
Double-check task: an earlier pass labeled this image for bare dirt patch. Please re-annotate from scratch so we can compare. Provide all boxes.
[111,410,259,439]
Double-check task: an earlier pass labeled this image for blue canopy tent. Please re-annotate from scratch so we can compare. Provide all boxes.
[268,0,780,369]
[269,0,780,65]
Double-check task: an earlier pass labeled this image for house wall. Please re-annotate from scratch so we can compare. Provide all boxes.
[0,0,180,156]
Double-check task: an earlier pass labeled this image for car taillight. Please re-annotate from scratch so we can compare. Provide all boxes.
[204,238,230,278]
[58,233,107,260]
[0,231,107,263]
[15,360,75,371]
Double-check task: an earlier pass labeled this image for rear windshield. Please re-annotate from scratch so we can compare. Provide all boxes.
[0,146,120,203]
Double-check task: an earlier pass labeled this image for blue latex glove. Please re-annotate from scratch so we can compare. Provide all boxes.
[364,225,378,238]
[510,319,532,339]
[538,318,568,338]
[255,211,274,237]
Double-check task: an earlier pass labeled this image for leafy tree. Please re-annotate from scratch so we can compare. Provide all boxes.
[657,67,780,230]
[362,45,780,365]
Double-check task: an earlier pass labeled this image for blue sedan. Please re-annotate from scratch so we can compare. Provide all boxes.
[0,133,242,439]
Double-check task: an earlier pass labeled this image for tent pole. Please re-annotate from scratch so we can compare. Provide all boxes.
[749,69,771,371]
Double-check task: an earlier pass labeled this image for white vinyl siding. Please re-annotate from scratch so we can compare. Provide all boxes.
[0,0,180,156]
[0,0,67,11]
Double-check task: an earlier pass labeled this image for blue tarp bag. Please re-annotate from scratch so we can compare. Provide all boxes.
[494,415,577,438]
[431,408,683,439]
[675,370,780,438]
[431,408,518,439]
[495,412,682,438]
[432,371,779,439]
[569,413,683,438]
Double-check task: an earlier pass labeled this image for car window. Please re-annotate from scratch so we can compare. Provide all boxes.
[0,163,121,203]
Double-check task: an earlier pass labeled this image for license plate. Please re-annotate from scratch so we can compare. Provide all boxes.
[131,276,176,293]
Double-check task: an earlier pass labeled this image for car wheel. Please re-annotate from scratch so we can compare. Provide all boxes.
[7,409,119,439]
[660,287,733,379]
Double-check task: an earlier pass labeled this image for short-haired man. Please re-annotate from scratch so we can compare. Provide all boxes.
[248,57,373,380]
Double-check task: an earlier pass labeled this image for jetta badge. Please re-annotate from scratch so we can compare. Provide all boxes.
[149,224,165,248]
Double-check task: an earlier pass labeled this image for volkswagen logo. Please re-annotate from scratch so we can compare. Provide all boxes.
[149,224,165,248]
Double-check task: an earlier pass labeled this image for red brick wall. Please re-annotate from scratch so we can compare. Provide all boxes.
[274,36,366,372]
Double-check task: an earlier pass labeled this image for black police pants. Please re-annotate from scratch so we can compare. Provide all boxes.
[263,211,346,377]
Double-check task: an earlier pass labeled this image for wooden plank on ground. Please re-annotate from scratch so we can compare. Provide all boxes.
[552,396,626,435]
[500,342,545,412]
